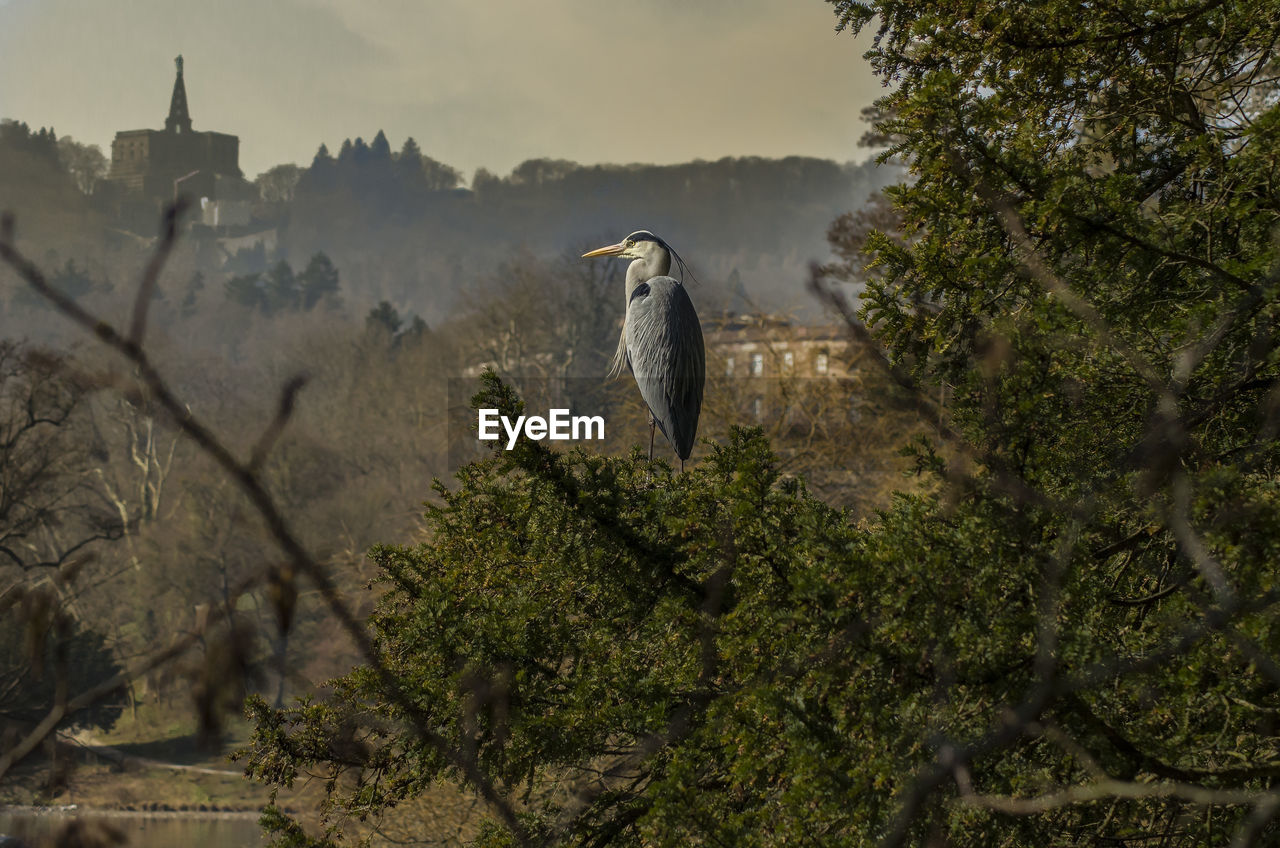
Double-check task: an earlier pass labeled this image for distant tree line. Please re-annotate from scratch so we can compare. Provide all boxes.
[272,133,894,319]
[1,114,895,323]
[225,252,342,316]
[282,130,890,261]
[0,120,108,197]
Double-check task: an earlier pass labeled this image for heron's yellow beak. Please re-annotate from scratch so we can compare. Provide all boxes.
[582,242,626,258]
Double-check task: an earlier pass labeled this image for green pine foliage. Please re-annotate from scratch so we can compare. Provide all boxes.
[241,1,1280,845]
[244,368,1276,846]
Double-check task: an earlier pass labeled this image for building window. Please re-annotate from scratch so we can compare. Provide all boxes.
[750,353,764,377]
[725,356,735,377]
[815,353,829,376]
[783,351,794,372]
[752,397,764,420]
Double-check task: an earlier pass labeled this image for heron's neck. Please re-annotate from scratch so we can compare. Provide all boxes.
[625,253,671,299]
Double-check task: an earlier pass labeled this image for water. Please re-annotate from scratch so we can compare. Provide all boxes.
[0,808,264,847]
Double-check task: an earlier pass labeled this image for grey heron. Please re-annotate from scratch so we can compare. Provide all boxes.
[582,230,705,468]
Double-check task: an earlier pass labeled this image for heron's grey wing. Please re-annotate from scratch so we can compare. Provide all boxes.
[624,276,705,460]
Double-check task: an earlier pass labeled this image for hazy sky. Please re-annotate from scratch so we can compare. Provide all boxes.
[0,0,882,181]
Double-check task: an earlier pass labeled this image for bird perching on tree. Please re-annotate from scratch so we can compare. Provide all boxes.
[583,231,705,469]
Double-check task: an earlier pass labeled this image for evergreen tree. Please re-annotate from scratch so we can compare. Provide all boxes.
[225,272,269,312]
[298,144,337,195]
[395,137,427,193]
[396,136,422,168]
[297,252,341,311]
[311,143,333,168]
[350,137,370,166]
[364,300,402,335]
[263,260,297,313]
[369,129,392,162]
[225,255,345,316]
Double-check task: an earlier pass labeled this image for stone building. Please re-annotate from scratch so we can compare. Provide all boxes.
[105,56,251,225]
[706,313,851,383]
[703,312,856,425]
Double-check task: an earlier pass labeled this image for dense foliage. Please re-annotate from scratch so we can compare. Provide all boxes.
[835,0,1280,841]
[244,380,893,846]
[225,253,343,315]
[241,0,1280,845]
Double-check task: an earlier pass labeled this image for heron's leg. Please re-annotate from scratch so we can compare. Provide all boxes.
[647,416,656,462]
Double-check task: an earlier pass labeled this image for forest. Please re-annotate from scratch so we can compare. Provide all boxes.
[3,0,1280,846]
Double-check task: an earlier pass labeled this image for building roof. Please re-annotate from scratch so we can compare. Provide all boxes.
[703,313,849,345]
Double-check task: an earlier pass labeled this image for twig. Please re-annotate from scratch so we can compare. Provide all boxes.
[958,778,1280,815]
[128,200,188,347]
[249,375,309,474]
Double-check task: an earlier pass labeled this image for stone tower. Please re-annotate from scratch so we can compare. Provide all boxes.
[105,56,244,209]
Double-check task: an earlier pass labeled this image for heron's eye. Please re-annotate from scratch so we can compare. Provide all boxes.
[625,240,636,248]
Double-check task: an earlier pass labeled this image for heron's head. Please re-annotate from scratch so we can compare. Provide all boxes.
[581,230,669,262]
[583,230,693,283]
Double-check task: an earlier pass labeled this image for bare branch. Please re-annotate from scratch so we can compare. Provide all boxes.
[1231,795,1280,848]
[128,200,188,347]
[1167,473,1237,607]
[248,374,309,474]
[957,778,1280,815]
